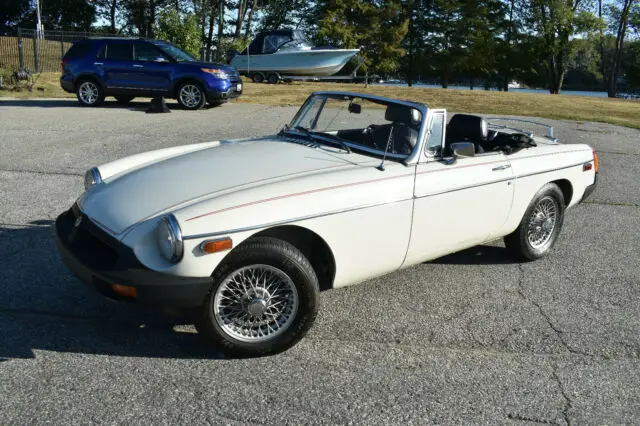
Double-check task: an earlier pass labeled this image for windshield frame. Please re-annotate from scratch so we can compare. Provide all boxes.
[152,41,196,62]
[286,92,428,164]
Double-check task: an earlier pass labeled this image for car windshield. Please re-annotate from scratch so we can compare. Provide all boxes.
[286,94,423,160]
[154,42,195,62]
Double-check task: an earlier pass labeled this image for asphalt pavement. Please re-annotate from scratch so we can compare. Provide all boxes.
[0,98,639,425]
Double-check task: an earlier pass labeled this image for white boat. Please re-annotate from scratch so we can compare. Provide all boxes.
[230,30,360,78]
[508,80,521,89]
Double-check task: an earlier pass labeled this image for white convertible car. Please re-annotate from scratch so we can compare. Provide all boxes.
[56,91,598,355]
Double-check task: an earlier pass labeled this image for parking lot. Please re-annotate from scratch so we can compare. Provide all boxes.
[0,98,639,424]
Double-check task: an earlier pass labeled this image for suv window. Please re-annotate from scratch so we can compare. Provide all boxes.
[63,42,91,60]
[107,42,133,61]
[135,42,166,61]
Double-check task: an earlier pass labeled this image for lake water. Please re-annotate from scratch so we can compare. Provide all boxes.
[374,82,610,98]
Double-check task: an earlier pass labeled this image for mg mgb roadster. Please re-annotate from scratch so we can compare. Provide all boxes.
[56,91,598,355]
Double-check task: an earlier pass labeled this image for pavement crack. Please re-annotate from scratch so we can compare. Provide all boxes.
[583,200,640,208]
[0,167,83,177]
[507,412,560,425]
[516,264,591,357]
[551,365,573,426]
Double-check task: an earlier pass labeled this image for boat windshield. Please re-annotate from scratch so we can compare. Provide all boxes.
[285,94,423,160]
[277,39,313,51]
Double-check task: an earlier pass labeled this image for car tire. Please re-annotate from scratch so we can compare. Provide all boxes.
[267,73,279,84]
[251,72,264,83]
[195,236,319,356]
[114,95,134,104]
[76,79,104,107]
[504,183,565,262]
[176,81,206,110]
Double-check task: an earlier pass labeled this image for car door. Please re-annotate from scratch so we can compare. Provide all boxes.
[100,41,135,91]
[131,42,172,94]
[403,110,515,266]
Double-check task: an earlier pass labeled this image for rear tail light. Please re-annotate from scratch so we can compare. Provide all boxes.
[593,148,599,173]
[61,59,69,72]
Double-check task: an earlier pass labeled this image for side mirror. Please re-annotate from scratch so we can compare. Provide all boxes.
[450,142,476,157]
[348,103,361,114]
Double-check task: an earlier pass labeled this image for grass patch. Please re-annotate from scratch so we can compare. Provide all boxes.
[1,72,639,129]
[0,36,72,72]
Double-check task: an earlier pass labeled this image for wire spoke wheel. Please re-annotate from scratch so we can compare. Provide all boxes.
[213,264,299,343]
[526,196,558,248]
[79,81,99,104]
[179,84,202,108]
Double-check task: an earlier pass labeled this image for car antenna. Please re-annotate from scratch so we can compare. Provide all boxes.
[377,127,394,171]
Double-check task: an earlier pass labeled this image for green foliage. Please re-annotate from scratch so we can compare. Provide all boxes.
[0,0,30,32]
[155,9,202,57]
[623,40,640,89]
[315,0,408,74]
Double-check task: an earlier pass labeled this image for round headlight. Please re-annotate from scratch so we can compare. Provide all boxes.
[84,167,102,190]
[156,214,184,263]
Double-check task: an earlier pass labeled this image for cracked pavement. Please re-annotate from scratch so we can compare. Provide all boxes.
[0,98,639,424]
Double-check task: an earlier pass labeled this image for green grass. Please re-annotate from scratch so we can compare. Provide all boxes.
[0,36,72,72]
[1,72,639,129]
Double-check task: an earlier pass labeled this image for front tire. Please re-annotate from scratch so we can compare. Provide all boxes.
[76,79,104,107]
[504,183,565,261]
[176,81,206,110]
[196,237,319,356]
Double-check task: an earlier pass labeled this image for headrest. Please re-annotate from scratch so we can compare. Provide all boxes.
[385,105,421,125]
[447,114,488,141]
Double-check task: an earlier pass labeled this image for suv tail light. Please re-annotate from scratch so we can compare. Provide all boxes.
[61,59,69,72]
[593,148,599,173]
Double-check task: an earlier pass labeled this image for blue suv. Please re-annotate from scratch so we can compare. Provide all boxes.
[60,38,242,109]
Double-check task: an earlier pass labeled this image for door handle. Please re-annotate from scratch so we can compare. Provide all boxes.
[133,64,144,68]
[94,62,103,66]
[492,165,511,171]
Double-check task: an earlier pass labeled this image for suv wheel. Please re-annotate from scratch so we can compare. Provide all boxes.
[177,82,206,110]
[76,79,104,107]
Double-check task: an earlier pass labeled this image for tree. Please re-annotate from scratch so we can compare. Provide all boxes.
[604,0,637,97]
[0,0,30,33]
[92,0,122,32]
[316,0,408,75]
[527,0,600,94]
[18,0,97,30]
[122,0,169,36]
[156,8,202,56]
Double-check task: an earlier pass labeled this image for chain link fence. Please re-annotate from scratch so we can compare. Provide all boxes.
[0,28,139,74]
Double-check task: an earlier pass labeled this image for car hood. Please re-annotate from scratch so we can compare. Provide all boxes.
[80,137,360,236]
[184,60,236,72]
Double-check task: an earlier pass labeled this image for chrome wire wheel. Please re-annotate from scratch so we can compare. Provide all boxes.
[213,264,299,343]
[179,83,202,109]
[78,81,99,104]
[527,196,558,248]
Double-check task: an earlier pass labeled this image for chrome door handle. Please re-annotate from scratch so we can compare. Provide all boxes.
[492,165,511,171]
[133,64,144,68]
[94,62,103,66]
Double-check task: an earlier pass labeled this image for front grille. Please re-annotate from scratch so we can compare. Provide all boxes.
[59,207,120,270]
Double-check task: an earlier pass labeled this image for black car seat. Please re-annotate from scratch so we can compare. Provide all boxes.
[372,105,420,155]
[445,114,489,154]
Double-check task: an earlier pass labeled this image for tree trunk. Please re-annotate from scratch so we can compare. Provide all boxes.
[109,0,117,33]
[217,0,224,61]
[234,0,248,39]
[244,0,257,41]
[607,0,634,98]
[206,2,215,57]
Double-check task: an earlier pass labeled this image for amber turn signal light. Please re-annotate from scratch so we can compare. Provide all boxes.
[592,149,599,173]
[111,284,137,298]
[201,238,233,254]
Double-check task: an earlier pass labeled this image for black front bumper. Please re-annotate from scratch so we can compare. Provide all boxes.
[55,205,212,308]
[206,83,242,102]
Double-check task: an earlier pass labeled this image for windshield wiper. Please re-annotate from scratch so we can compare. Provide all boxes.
[285,126,352,154]
[314,132,352,154]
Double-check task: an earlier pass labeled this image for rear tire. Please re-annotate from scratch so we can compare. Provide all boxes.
[76,79,104,107]
[176,81,206,110]
[251,72,265,83]
[267,73,279,84]
[195,237,319,356]
[504,183,565,261]
[114,95,134,104]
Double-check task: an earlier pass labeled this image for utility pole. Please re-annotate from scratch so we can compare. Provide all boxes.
[35,0,44,39]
